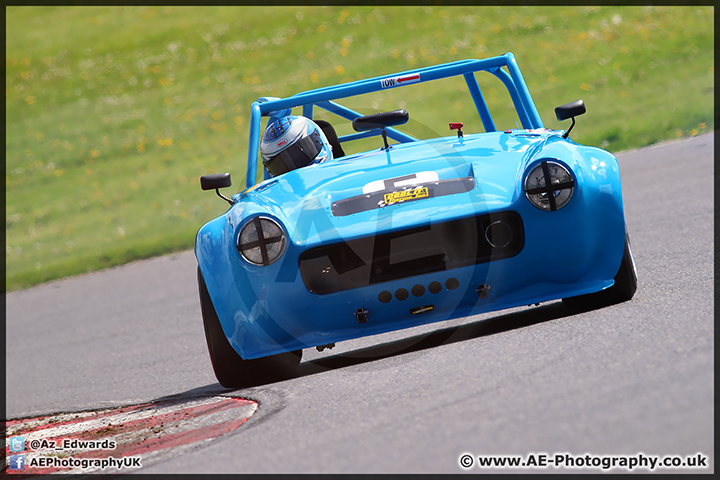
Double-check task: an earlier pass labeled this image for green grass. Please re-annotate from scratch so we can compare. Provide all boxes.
[6,6,714,291]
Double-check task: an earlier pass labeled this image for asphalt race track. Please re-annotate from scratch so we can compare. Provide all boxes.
[5,133,714,474]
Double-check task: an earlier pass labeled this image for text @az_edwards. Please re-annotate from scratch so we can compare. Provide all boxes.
[26,438,117,451]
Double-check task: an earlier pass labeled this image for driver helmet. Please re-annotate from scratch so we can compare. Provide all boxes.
[260,115,332,177]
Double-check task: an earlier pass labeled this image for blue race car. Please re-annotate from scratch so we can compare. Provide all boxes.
[196,52,637,387]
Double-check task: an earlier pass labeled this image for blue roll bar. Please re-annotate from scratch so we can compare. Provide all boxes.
[246,52,543,188]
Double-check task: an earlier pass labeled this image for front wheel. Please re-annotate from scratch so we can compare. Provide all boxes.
[197,267,302,388]
[562,233,638,312]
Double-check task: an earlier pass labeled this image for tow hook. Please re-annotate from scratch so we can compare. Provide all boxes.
[316,343,336,352]
[477,284,491,299]
[354,307,369,324]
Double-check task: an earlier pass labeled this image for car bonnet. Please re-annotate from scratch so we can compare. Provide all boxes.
[235,130,557,247]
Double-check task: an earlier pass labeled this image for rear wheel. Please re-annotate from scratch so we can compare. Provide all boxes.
[562,233,638,312]
[197,268,301,388]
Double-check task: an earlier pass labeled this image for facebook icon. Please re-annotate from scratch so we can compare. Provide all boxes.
[8,454,25,470]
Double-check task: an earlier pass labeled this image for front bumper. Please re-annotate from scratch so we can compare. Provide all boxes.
[197,199,625,359]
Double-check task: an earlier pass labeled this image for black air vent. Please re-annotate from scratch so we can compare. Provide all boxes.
[299,211,523,294]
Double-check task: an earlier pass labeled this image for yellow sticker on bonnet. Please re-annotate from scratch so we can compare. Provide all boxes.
[384,187,429,205]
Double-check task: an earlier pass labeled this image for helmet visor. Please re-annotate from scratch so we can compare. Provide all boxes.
[264,130,323,177]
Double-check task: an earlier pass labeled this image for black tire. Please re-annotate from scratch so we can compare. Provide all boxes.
[197,267,302,388]
[562,232,638,312]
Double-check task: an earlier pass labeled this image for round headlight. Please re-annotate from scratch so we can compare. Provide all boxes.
[237,217,287,266]
[524,160,575,211]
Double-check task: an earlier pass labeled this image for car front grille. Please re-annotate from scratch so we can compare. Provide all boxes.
[298,211,524,294]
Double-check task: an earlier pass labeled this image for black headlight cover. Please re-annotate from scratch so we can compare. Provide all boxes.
[237,216,287,266]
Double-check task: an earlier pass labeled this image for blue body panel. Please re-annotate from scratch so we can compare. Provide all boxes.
[196,126,626,359]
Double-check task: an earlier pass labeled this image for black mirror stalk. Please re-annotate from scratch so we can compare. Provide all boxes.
[200,173,234,205]
[555,100,586,139]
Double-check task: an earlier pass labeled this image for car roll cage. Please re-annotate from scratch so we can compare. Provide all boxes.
[245,52,543,188]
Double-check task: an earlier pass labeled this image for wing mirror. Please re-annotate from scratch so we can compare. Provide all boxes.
[200,172,233,205]
[352,109,409,149]
[555,100,586,139]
